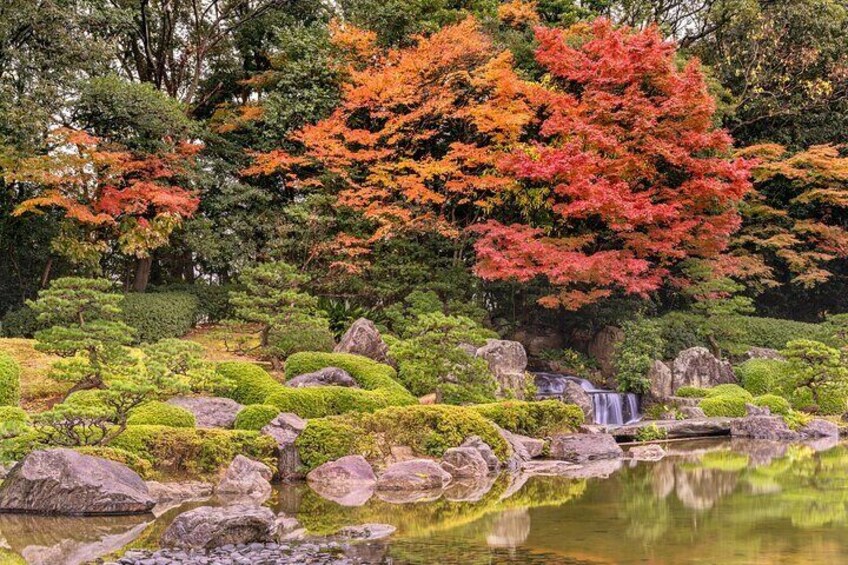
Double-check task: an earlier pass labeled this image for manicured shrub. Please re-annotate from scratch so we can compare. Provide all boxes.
[0,406,31,440]
[126,401,196,428]
[285,352,403,392]
[704,384,752,399]
[75,446,154,478]
[268,322,336,359]
[0,351,21,406]
[1,306,44,337]
[737,359,794,396]
[216,361,282,405]
[675,386,709,398]
[470,400,584,436]
[699,395,749,417]
[234,404,280,431]
[155,282,237,322]
[120,291,199,343]
[614,318,664,394]
[752,394,791,416]
[296,404,510,470]
[109,425,277,477]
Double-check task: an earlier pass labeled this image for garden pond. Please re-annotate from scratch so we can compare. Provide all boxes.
[4,437,848,564]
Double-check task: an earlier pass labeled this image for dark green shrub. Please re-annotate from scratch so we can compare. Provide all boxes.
[155,283,237,322]
[126,401,196,428]
[736,359,793,396]
[109,425,277,477]
[614,318,664,394]
[216,361,282,405]
[296,404,509,471]
[704,384,752,399]
[470,400,583,436]
[75,446,154,478]
[675,386,709,398]
[0,351,21,406]
[1,306,44,337]
[268,322,335,359]
[752,394,791,416]
[656,311,705,359]
[234,404,280,430]
[121,292,199,343]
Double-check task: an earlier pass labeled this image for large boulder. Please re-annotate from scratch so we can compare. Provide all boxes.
[549,433,623,464]
[496,426,530,472]
[587,326,624,380]
[285,367,358,388]
[648,360,673,400]
[460,436,500,472]
[440,447,489,480]
[166,396,243,429]
[306,455,376,487]
[160,505,275,550]
[730,405,799,440]
[0,449,154,515]
[671,347,736,392]
[475,339,528,400]
[261,412,307,482]
[377,459,452,491]
[216,455,273,503]
[334,318,391,364]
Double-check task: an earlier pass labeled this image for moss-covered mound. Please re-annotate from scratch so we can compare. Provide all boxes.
[698,384,754,417]
[109,425,277,478]
[752,394,792,416]
[470,400,583,436]
[126,401,196,428]
[296,404,510,470]
[234,404,280,430]
[0,350,21,407]
[216,361,282,405]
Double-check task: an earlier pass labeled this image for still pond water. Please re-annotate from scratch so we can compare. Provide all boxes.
[3,438,848,564]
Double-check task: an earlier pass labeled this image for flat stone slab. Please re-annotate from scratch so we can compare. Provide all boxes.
[609,418,735,441]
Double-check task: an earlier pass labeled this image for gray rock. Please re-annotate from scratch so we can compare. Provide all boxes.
[334,318,391,364]
[744,347,785,361]
[516,436,544,458]
[648,360,673,400]
[800,418,840,438]
[679,406,706,419]
[284,367,357,388]
[731,405,799,440]
[145,481,213,503]
[560,379,594,423]
[628,444,666,461]
[460,436,500,472]
[587,326,624,381]
[160,505,275,550]
[610,418,734,441]
[216,455,273,503]
[306,455,376,486]
[475,339,528,400]
[166,396,244,429]
[337,523,396,541]
[549,433,623,463]
[0,448,154,515]
[377,459,452,491]
[261,413,307,482]
[308,482,375,507]
[671,347,736,392]
[440,447,489,480]
[496,426,530,471]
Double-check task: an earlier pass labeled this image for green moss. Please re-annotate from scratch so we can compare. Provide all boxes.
[469,400,583,436]
[675,386,709,398]
[216,361,283,405]
[109,425,277,478]
[126,401,196,428]
[296,404,510,471]
[75,446,154,478]
[737,359,793,396]
[0,350,21,406]
[752,394,792,416]
[234,404,280,430]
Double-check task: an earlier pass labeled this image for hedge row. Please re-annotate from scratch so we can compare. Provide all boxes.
[120,292,200,343]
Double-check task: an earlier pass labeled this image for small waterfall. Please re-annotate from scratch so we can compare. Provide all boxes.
[533,372,641,426]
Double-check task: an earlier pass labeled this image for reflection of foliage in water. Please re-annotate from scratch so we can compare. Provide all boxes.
[295,474,586,537]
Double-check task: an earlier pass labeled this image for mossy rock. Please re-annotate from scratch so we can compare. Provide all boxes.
[469,400,583,436]
[234,404,280,431]
[127,401,196,428]
[296,404,510,471]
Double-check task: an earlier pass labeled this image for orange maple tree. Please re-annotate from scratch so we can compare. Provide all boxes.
[10,128,200,269]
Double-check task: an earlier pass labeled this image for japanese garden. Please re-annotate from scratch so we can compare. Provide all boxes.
[2,1,848,563]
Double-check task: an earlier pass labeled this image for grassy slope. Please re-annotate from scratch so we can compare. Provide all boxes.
[0,338,68,411]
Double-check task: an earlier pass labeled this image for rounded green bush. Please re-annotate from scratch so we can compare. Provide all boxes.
[0,406,31,440]
[127,401,196,428]
[234,404,280,430]
[1,306,44,338]
[121,291,200,343]
[699,394,749,417]
[470,400,584,436]
[736,359,793,396]
[752,394,791,416]
[704,384,753,399]
[216,361,283,405]
[0,406,29,423]
[675,386,709,398]
[0,352,21,406]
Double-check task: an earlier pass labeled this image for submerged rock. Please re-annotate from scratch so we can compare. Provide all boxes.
[377,459,452,491]
[0,449,154,515]
[285,367,357,388]
[549,433,623,463]
[166,396,244,429]
[334,318,391,364]
[160,505,276,550]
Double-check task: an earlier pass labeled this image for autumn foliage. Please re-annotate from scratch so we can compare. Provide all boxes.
[250,17,752,309]
[10,129,200,265]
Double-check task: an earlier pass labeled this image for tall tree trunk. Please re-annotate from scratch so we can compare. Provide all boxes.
[132,256,153,292]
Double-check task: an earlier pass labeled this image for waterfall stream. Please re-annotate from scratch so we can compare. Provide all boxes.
[533,373,641,426]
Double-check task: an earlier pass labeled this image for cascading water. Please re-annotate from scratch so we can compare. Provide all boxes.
[533,372,641,426]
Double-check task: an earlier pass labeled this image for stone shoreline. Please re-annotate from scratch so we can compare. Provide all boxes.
[111,541,363,565]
